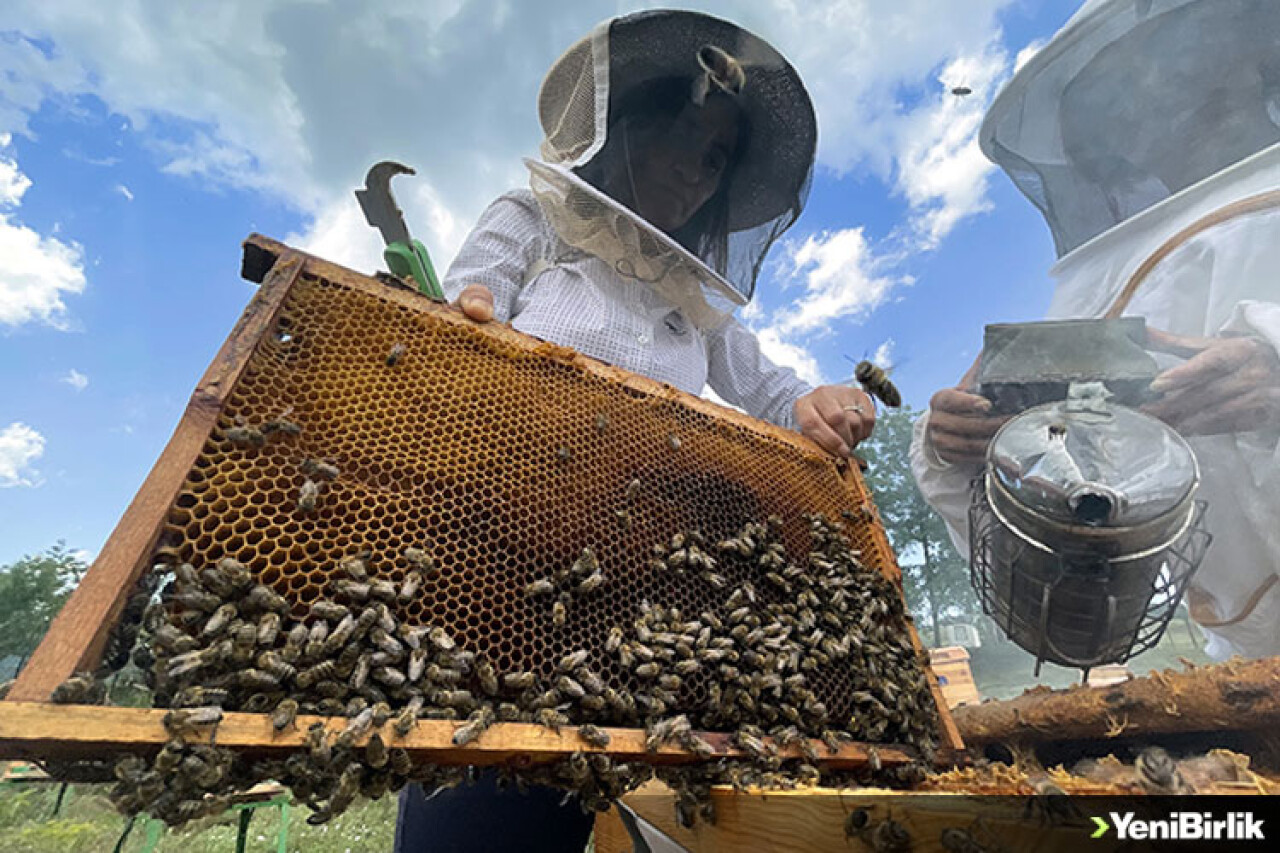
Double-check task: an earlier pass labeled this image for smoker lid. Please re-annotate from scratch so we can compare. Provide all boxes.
[987,385,1198,528]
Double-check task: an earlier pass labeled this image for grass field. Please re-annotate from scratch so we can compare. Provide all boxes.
[0,782,398,853]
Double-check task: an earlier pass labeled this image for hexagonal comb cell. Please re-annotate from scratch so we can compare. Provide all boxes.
[160,264,939,743]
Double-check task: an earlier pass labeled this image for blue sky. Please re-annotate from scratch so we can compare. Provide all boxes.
[0,1,1080,566]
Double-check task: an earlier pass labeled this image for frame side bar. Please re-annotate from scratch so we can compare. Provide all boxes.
[7,254,305,702]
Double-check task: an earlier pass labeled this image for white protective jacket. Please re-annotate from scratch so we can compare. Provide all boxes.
[911,0,1280,660]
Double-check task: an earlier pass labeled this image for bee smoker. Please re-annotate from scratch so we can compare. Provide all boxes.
[966,319,1212,676]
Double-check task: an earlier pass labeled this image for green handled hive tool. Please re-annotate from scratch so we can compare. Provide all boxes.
[355,161,443,300]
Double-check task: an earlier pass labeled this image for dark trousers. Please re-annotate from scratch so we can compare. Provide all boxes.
[393,772,594,853]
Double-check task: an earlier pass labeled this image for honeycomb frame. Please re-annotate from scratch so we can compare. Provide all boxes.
[8,234,962,759]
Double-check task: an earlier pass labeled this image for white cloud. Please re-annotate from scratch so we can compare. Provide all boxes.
[61,368,88,391]
[872,338,896,370]
[114,183,133,200]
[754,326,825,387]
[1,0,1027,276]
[0,135,32,203]
[893,43,1011,248]
[0,422,45,488]
[770,227,910,337]
[0,142,87,329]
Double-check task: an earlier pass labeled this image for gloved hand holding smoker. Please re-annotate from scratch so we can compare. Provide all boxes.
[911,0,1280,667]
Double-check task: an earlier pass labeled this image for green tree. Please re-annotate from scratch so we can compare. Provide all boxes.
[859,407,980,647]
[0,542,87,672]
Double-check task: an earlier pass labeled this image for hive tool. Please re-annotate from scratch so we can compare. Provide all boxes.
[355,161,443,300]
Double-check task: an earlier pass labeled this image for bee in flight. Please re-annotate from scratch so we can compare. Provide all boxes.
[845,355,902,408]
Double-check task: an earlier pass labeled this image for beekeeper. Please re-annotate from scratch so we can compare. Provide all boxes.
[396,10,872,852]
[911,0,1280,661]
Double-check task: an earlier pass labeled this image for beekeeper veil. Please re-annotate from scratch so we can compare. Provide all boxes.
[529,10,817,329]
[981,0,1280,258]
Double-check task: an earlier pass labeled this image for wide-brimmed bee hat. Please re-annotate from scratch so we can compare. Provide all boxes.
[530,9,818,327]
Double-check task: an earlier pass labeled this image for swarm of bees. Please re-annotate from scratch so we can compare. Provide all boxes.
[63,511,939,828]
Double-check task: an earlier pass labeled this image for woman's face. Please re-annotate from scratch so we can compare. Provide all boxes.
[615,96,740,233]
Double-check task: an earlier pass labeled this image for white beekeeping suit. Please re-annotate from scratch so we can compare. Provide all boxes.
[911,0,1280,660]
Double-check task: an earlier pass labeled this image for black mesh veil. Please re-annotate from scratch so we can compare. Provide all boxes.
[533,10,816,328]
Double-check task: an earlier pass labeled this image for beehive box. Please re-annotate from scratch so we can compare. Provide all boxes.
[5,235,960,769]
[928,647,981,708]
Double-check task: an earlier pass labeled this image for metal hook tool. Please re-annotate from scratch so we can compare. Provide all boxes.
[355,161,443,300]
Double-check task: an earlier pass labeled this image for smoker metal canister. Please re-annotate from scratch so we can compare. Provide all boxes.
[978,388,1200,668]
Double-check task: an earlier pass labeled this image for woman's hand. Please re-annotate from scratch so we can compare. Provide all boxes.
[925,358,1009,467]
[1142,327,1280,435]
[793,386,876,458]
[449,283,495,322]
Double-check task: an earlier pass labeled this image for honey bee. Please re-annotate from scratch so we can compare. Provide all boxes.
[557,675,586,700]
[255,612,281,647]
[257,650,296,682]
[309,599,349,623]
[338,553,370,581]
[225,425,265,448]
[365,732,389,768]
[50,673,106,705]
[1136,747,1190,795]
[851,359,901,408]
[398,570,424,603]
[370,579,398,603]
[502,671,536,692]
[577,570,605,595]
[673,659,700,676]
[677,731,715,759]
[298,660,338,689]
[173,686,230,708]
[324,613,358,654]
[578,724,611,749]
[614,509,631,532]
[297,478,321,513]
[552,599,568,628]
[259,415,302,440]
[239,668,281,692]
[333,579,370,602]
[394,696,425,737]
[389,747,413,776]
[308,763,362,825]
[369,700,393,728]
[164,706,223,738]
[635,662,660,679]
[595,413,609,434]
[525,578,555,598]
[557,445,573,462]
[425,664,462,686]
[334,707,375,751]
[535,707,569,733]
[200,603,239,639]
[557,650,589,672]
[386,343,406,366]
[496,702,524,722]
[373,666,407,687]
[270,698,299,732]
[625,479,641,500]
[438,689,475,711]
[476,659,499,696]
[452,706,495,747]
[426,625,455,652]
[301,459,340,481]
[281,622,308,663]
[667,434,681,451]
